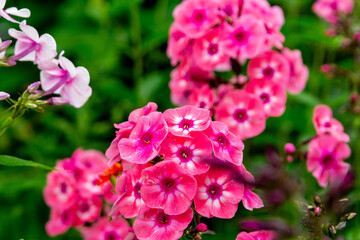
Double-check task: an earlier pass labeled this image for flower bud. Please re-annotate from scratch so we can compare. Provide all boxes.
[284,143,296,154]
[314,207,321,215]
[329,225,336,235]
[346,212,356,220]
[197,223,208,232]
[27,81,41,93]
[0,92,10,100]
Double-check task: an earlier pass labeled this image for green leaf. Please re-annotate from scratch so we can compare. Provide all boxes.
[0,155,54,171]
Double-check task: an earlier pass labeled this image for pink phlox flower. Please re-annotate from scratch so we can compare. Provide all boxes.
[236,230,277,240]
[216,0,242,21]
[163,105,211,137]
[192,26,230,71]
[43,170,77,209]
[141,161,197,215]
[223,14,266,61]
[313,105,350,142]
[39,51,92,108]
[236,164,264,210]
[106,122,134,166]
[81,217,132,240]
[0,38,12,59]
[46,207,75,236]
[0,0,30,23]
[169,68,196,106]
[204,121,244,166]
[215,90,266,140]
[73,196,102,226]
[107,103,158,166]
[282,48,309,94]
[118,112,168,164]
[8,21,56,64]
[307,134,351,187]
[111,165,150,219]
[72,149,108,174]
[133,207,193,240]
[245,78,287,117]
[242,0,285,50]
[313,0,353,24]
[173,0,219,39]
[167,23,191,66]
[194,166,244,218]
[160,132,212,175]
[247,51,290,86]
[188,84,215,110]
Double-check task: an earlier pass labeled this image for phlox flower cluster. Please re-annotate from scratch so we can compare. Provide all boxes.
[313,0,353,25]
[0,1,91,108]
[43,149,133,239]
[307,105,351,187]
[106,103,263,240]
[167,0,309,140]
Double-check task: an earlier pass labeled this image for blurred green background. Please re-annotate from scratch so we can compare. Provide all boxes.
[0,0,359,239]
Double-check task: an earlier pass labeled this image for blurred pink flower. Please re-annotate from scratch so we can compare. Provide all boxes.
[313,0,353,24]
[307,134,351,187]
[245,78,287,117]
[81,217,132,240]
[313,105,350,142]
[247,51,290,86]
[236,230,277,240]
[173,0,219,38]
[282,48,309,94]
[223,14,266,61]
[215,90,266,139]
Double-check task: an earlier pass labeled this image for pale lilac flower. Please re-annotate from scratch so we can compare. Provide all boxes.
[0,91,10,100]
[40,51,92,108]
[8,21,57,64]
[0,0,30,23]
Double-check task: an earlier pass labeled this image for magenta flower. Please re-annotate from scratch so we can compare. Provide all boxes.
[118,112,168,164]
[313,0,353,24]
[141,161,197,215]
[81,217,132,240]
[307,134,351,187]
[204,121,244,166]
[46,207,75,236]
[133,207,193,240]
[245,78,287,117]
[160,132,212,175]
[163,105,211,137]
[282,48,309,94]
[111,165,149,219]
[40,51,92,108]
[43,171,77,209]
[247,51,290,86]
[215,90,266,140]
[236,230,277,240]
[188,85,215,110]
[73,196,102,226]
[8,21,57,64]
[223,14,266,61]
[313,105,350,142]
[106,103,157,166]
[193,26,230,71]
[194,166,244,219]
[167,23,190,66]
[173,0,219,39]
[217,0,242,21]
[0,0,30,23]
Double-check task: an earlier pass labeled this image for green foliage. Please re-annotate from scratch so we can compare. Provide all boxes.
[0,155,54,170]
